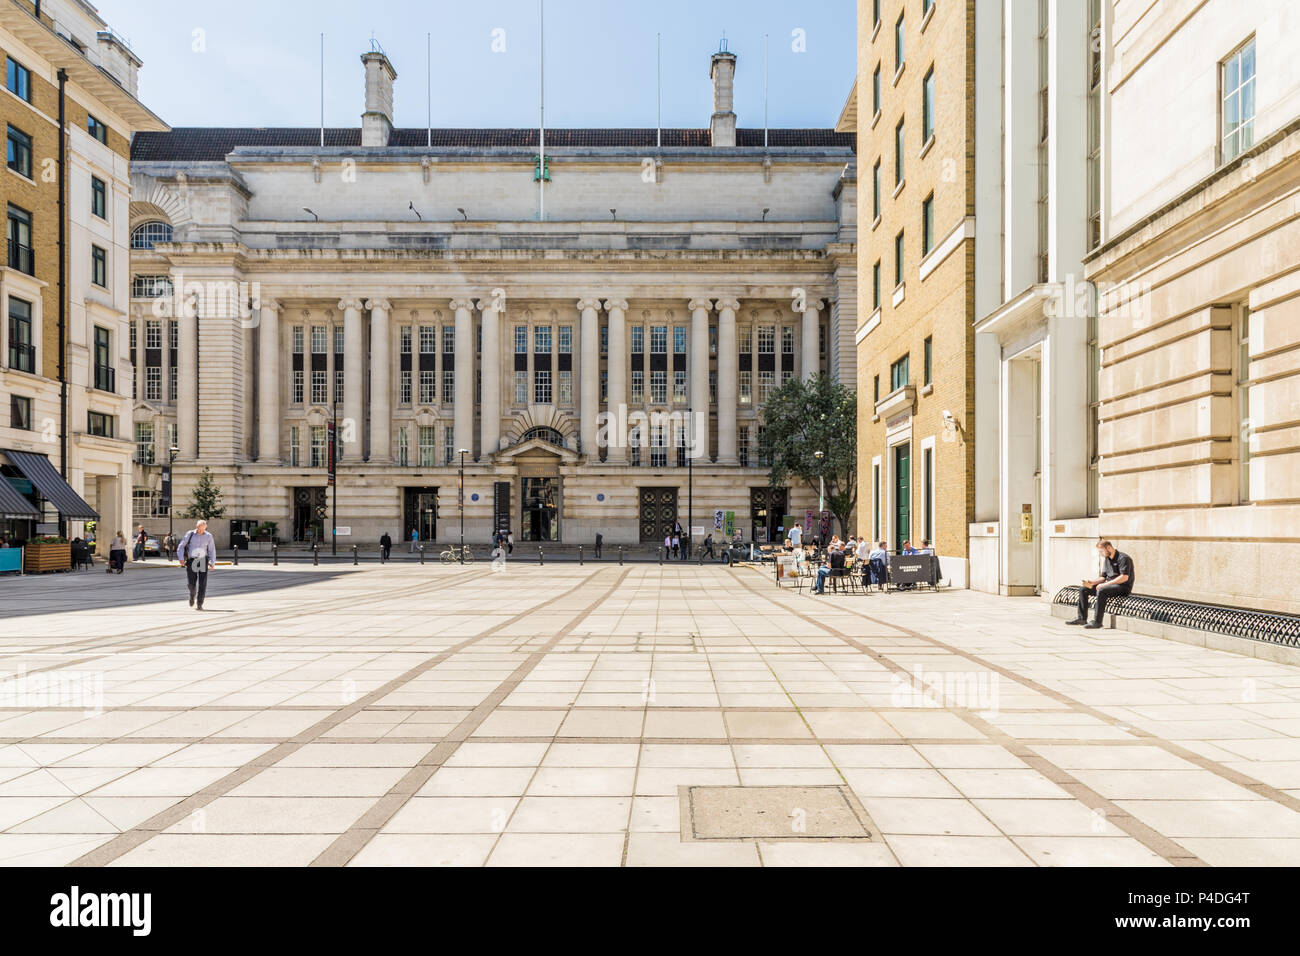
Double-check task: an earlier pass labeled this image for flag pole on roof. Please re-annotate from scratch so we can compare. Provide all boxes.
[538,0,546,222]
[319,33,325,148]
[764,33,770,150]
[656,32,661,152]
[427,32,432,148]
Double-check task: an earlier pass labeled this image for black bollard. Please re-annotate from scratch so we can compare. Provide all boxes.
[313,543,319,566]
[658,547,663,565]
[579,545,583,566]
[352,545,358,566]
[619,545,624,566]
[232,547,238,566]
[272,544,278,566]
[419,545,425,565]
[539,548,544,566]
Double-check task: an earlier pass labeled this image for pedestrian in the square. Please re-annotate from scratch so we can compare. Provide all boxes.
[380,532,392,560]
[506,530,514,554]
[176,519,217,610]
[107,530,128,574]
[409,528,419,553]
[132,525,147,561]
[594,532,603,558]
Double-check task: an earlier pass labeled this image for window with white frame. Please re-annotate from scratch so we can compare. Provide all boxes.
[145,365,161,401]
[650,325,667,353]
[443,426,455,465]
[1221,37,1256,163]
[534,325,552,354]
[309,426,327,466]
[651,370,667,404]
[534,369,552,404]
[400,326,411,353]
[311,370,327,404]
[400,371,412,405]
[558,369,572,404]
[292,370,304,404]
[739,371,752,404]
[134,421,154,464]
[758,370,775,404]
[397,427,409,466]
[631,370,644,403]
[514,371,527,404]
[311,326,327,353]
[419,325,436,353]
[418,426,437,466]
[558,325,572,353]
[442,369,454,404]
[419,370,436,405]
[673,370,686,404]
[289,426,300,466]
[757,326,775,353]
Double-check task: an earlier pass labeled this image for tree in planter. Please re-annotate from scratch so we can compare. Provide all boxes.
[758,374,858,538]
[183,467,227,521]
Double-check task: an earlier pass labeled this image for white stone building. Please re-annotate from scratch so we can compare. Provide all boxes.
[127,46,857,549]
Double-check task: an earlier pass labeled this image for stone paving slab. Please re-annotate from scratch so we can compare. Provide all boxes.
[1,562,1300,866]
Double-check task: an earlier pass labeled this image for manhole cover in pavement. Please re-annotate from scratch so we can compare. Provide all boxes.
[682,786,876,842]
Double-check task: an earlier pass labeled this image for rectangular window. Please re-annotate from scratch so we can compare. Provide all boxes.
[132,275,173,298]
[673,370,686,404]
[10,393,31,430]
[895,119,906,185]
[782,369,793,386]
[145,319,162,349]
[650,325,667,353]
[631,325,644,353]
[292,326,304,353]
[872,159,882,219]
[169,319,178,350]
[91,176,107,219]
[600,370,608,403]
[415,325,433,354]
[334,369,344,404]
[757,326,775,354]
[709,370,717,404]
[891,354,910,391]
[738,326,751,356]
[169,365,178,402]
[334,326,345,355]
[311,370,327,404]
[396,428,409,467]
[872,64,881,116]
[88,411,114,437]
[443,426,455,466]
[631,370,644,403]
[93,326,113,392]
[400,370,412,405]
[922,68,935,144]
[739,371,752,405]
[8,296,34,372]
[673,326,687,354]
[419,370,436,405]
[709,325,718,357]
[292,370,304,404]
[91,246,108,288]
[6,57,31,102]
[873,375,880,403]
[514,370,527,404]
[442,369,455,404]
[441,326,454,354]
[514,325,527,353]
[7,204,32,275]
[651,370,668,404]
[289,426,301,466]
[1087,0,1103,249]
[134,422,155,464]
[309,426,328,467]
[534,369,552,404]
[6,125,32,179]
[895,14,905,71]
[895,231,905,286]
[313,325,328,353]
[739,426,750,467]
[534,325,552,354]
[873,261,882,310]
[418,426,437,467]
[145,365,161,401]
[600,324,608,356]
[400,326,412,353]
[924,336,933,385]
[922,193,935,255]
[87,114,108,145]
[1221,38,1256,163]
[781,326,795,354]
[923,447,934,543]
[558,325,573,353]
[758,370,775,404]
[558,369,573,404]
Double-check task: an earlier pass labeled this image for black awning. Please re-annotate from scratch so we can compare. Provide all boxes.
[1,450,98,521]
[0,474,39,520]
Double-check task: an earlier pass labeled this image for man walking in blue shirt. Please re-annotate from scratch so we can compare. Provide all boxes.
[176,519,218,611]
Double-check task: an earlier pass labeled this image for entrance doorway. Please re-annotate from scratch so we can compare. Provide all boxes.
[894,443,911,552]
[292,487,327,543]
[521,477,560,542]
[749,486,788,544]
[639,487,678,543]
[403,487,439,544]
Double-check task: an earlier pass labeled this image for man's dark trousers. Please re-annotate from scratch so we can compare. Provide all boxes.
[1078,582,1129,624]
[186,566,209,607]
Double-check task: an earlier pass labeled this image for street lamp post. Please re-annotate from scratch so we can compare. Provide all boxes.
[814,450,825,542]
[166,445,179,540]
[457,448,468,563]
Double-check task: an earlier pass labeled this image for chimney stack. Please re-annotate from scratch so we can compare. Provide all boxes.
[361,49,397,147]
[710,46,737,147]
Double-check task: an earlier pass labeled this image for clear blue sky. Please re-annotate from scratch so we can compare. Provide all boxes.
[92,0,856,130]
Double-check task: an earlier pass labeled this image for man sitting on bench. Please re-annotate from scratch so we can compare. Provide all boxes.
[1068,540,1134,629]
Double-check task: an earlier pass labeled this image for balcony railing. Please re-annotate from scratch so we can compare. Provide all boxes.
[7,342,35,373]
[93,364,116,393]
[6,240,34,276]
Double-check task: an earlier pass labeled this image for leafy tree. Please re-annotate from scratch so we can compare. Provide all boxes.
[759,374,857,537]
[183,467,226,520]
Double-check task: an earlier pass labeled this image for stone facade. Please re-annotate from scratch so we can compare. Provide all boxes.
[128,47,857,550]
[0,0,165,543]
[1084,0,1300,614]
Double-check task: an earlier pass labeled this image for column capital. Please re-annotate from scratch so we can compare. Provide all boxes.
[337,297,365,312]
[715,297,741,312]
[602,298,629,313]
[475,295,504,314]
[576,297,602,312]
[364,298,392,313]
[688,298,715,313]
[258,298,281,314]
[797,297,826,314]
[448,298,475,312]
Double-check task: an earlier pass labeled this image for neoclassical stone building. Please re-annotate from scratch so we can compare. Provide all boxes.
[127,46,857,548]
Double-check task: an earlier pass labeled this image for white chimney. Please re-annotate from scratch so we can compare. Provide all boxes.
[361,50,397,147]
[710,48,737,148]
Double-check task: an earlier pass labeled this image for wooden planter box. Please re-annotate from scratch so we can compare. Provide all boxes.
[24,542,71,573]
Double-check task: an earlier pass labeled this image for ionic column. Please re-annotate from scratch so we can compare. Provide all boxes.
[477,295,501,457]
[337,298,365,460]
[603,298,628,464]
[801,297,825,382]
[366,298,391,462]
[257,299,281,461]
[577,297,602,457]
[177,302,198,459]
[688,298,713,462]
[450,298,475,459]
[716,297,740,464]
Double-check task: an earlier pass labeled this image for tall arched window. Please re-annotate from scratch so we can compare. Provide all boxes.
[131,221,173,250]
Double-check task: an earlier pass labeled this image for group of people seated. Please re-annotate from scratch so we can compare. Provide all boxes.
[774,532,938,595]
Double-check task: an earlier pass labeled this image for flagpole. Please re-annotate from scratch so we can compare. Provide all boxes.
[539,0,546,222]
[656,32,662,151]
[764,33,769,150]
[427,32,432,148]
[319,33,325,147]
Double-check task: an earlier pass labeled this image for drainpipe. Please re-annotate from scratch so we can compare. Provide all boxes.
[57,67,68,536]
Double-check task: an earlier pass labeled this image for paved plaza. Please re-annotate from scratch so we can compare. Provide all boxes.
[1,561,1300,867]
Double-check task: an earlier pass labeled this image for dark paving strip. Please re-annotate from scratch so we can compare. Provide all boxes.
[65,570,607,867]
[730,570,1211,866]
[309,567,632,867]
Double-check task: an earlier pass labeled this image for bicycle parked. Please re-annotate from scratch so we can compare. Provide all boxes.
[440,545,474,565]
